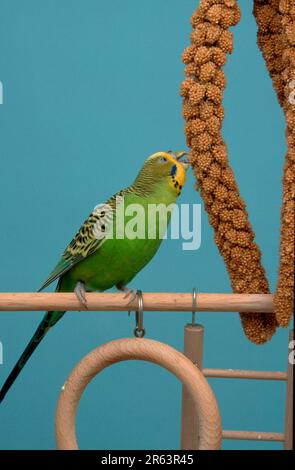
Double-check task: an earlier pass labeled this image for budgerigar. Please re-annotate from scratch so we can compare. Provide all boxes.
[0,151,188,402]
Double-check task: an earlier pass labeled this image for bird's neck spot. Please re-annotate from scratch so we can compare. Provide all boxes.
[169,162,186,195]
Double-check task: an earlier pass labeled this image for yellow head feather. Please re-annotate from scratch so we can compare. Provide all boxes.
[147,151,187,195]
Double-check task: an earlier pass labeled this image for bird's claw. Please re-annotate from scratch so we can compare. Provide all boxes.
[123,288,139,305]
[74,281,88,309]
[116,284,139,316]
[123,289,139,316]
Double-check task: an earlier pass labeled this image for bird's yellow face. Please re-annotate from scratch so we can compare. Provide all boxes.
[146,151,188,195]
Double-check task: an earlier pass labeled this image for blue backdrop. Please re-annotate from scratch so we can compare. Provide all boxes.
[0,0,290,450]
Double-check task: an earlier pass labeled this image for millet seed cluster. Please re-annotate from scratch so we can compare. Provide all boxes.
[180,0,278,344]
[254,0,294,328]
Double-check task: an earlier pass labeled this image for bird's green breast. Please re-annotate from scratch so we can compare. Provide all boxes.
[60,187,177,292]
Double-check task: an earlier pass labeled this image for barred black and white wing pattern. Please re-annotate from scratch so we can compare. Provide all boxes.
[38,199,117,291]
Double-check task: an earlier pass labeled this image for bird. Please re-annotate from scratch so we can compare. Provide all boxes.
[0,150,188,402]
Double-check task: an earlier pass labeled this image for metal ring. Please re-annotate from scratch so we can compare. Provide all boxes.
[134,290,145,338]
[192,287,197,325]
[134,326,145,338]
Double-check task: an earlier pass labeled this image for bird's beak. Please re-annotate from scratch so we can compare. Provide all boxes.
[181,161,189,171]
[167,150,190,171]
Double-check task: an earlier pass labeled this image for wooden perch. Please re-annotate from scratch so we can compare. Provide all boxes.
[0,292,274,312]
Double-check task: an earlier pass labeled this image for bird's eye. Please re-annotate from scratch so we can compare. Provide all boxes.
[159,156,167,163]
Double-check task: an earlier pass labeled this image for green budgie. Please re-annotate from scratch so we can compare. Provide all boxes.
[0,150,188,402]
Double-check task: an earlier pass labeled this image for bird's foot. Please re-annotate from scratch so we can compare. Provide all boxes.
[74,281,88,309]
[123,288,139,305]
[116,284,139,316]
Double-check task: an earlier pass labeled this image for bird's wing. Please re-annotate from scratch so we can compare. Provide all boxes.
[38,199,118,291]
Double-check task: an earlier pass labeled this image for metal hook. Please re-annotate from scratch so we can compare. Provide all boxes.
[192,287,197,325]
[134,290,145,338]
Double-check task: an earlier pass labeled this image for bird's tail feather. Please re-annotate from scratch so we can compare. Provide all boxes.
[0,310,65,403]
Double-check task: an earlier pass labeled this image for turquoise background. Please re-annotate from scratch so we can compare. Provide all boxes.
[0,0,291,450]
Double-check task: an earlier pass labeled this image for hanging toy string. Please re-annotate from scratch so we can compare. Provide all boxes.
[180,0,278,344]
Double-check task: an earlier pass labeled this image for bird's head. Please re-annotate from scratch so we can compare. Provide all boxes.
[134,150,189,196]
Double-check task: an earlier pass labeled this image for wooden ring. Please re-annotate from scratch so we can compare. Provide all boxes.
[55,338,222,450]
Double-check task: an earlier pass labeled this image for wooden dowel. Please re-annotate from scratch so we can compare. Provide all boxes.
[181,324,204,450]
[0,292,274,312]
[222,430,285,442]
[284,330,293,450]
[203,369,287,381]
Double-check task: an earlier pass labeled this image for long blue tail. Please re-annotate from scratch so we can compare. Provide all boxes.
[0,310,64,403]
